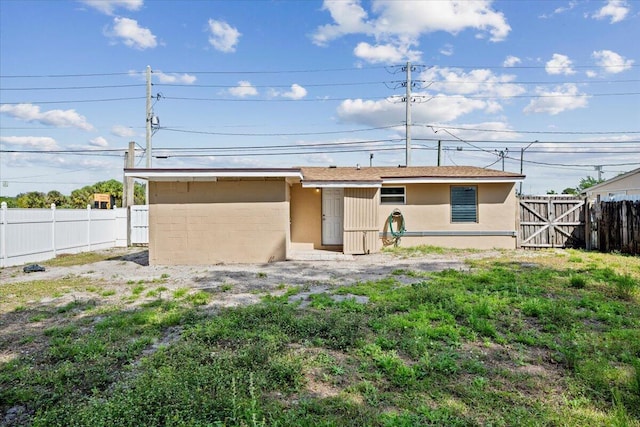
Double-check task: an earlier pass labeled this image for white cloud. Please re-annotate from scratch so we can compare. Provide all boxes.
[539,1,578,18]
[586,70,598,78]
[0,136,59,151]
[111,124,137,138]
[312,0,511,61]
[228,81,258,97]
[503,55,521,67]
[592,50,634,73]
[439,44,454,56]
[312,0,372,46]
[207,19,241,53]
[420,67,526,98]
[592,0,630,23]
[353,41,421,63]
[0,104,94,131]
[89,136,109,147]
[278,84,308,100]
[154,71,197,84]
[523,84,589,115]
[80,0,143,15]
[545,53,576,75]
[107,17,157,49]
[337,94,487,127]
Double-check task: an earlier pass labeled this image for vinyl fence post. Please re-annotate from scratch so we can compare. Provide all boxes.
[0,202,7,268]
[87,204,92,252]
[51,203,57,258]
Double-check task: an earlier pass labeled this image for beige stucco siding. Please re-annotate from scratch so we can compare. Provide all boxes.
[379,182,518,249]
[149,180,289,265]
[585,172,640,201]
[343,188,380,254]
[290,184,322,248]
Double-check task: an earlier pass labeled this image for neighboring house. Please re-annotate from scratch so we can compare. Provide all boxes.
[125,166,524,265]
[582,167,640,202]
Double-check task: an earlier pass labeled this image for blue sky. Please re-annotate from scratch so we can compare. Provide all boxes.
[1,0,638,197]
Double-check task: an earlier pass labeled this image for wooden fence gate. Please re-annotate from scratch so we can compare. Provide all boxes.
[518,195,586,249]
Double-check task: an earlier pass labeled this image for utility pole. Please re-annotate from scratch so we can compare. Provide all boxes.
[145,65,152,169]
[496,148,508,171]
[123,141,135,208]
[404,61,412,167]
[369,153,374,167]
[594,165,603,181]
[437,140,442,166]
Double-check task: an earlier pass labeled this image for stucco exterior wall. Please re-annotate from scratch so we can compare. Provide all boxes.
[379,182,518,249]
[585,172,640,201]
[149,180,289,265]
[289,184,322,248]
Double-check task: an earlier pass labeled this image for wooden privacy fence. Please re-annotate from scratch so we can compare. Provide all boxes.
[593,200,640,255]
[518,196,586,249]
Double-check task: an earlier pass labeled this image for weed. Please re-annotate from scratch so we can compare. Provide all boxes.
[100,290,116,297]
[185,291,210,306]
[160,273,170,279]
[172,288,189,299]
[220,283,233,292]
[614,274,637,300]
[257,272,267,278]
[569,274,587,289]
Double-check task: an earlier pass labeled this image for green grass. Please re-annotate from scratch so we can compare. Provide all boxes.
[1,249,639,426]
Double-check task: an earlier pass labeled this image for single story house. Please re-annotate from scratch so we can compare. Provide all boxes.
[582,167,640,202]
[125,166,524,265]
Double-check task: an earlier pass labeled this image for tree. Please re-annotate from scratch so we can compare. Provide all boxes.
[546,190,557,195]
[562,187,578,195]
[46,190,69,207]
[0,196,18,207]
[16,191,47,208]
[94,179,123,207]
[69,185,94,208]
[576,176,604,193]
[134,182,146,205]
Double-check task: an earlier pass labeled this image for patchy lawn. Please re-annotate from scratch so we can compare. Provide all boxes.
[1,248,639,426]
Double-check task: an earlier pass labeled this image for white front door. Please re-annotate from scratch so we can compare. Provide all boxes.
[322,188,344,245]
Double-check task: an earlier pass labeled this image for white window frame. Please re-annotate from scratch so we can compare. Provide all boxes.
[381,186,406,205]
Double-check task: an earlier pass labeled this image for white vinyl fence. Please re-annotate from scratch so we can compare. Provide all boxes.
[0,203,148,268]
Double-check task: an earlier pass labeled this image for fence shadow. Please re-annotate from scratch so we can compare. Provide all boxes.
[111,250,149,266]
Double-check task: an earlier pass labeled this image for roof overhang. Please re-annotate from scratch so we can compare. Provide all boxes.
[302,180,382,188]
[381,177,523,184]
[124,168,303,182]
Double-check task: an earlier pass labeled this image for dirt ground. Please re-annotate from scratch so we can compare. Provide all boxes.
[0,247,478,309]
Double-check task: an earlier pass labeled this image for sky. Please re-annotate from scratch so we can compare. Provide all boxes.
[1,0,639,198]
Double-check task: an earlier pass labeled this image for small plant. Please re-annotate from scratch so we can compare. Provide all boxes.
[185,290,210,306]
[172,288,189,299]
[614,274,637,300]
[257,272,267,278]
[131,284,145,295]
[101,290,116,297]
[569,274,587,289]
[220,283,233,292]
[160,273,170,279]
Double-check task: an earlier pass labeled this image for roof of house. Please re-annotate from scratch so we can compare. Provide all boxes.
[125,166,524,186]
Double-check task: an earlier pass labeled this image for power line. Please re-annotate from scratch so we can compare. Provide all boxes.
[1,97,145,105]
[414,124,640,135]
[0,84,145,91]
[161,125,400,137]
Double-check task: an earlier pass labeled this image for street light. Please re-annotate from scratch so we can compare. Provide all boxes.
[520,140,537,195]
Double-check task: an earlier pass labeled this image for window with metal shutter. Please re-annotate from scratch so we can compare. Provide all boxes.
[451,186,477,222]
